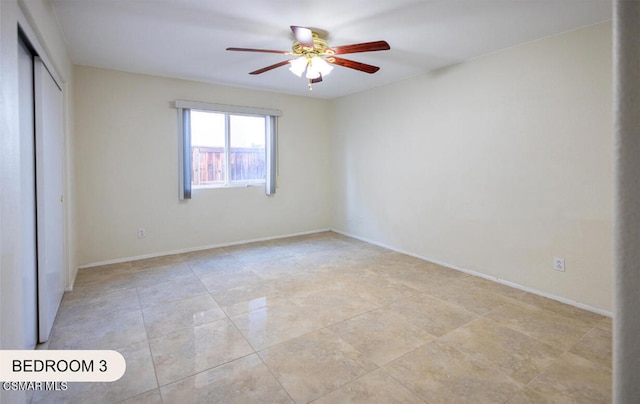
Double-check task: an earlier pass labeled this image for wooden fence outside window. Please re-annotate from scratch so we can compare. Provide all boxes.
[192,146,265,184]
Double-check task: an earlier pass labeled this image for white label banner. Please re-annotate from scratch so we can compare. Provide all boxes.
[0,350,126,382]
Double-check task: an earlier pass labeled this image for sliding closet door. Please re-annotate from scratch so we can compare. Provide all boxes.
[18,38,38,349]
[34,56,65,343]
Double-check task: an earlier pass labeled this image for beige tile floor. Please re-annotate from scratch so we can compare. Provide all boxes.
[32,232,612,403]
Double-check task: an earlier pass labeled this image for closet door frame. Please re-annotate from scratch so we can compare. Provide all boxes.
[18,9,67,344]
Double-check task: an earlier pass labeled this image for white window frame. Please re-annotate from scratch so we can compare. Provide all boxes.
[176,100,280,199]
[192,110,267,189]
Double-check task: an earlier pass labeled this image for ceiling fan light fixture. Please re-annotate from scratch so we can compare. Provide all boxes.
[227,26,390,89]
[305,63,321,79]
[309,56,333,77]
[289,57,308,77]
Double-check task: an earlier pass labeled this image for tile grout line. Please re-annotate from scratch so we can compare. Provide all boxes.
[136,285,163,403]
[48,234,611,402]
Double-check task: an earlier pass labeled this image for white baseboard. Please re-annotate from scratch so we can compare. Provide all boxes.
[77,228,332,270]
[76,226,612,318]
[331,228,612,318]
[64,267,78,292]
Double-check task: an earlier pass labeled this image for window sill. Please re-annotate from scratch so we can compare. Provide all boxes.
[193,182,265,190]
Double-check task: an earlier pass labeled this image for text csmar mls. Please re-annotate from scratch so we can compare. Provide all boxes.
[12,359,107,373]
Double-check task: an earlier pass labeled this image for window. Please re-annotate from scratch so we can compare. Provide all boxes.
[176,100,280,199]
[191,111,266,186]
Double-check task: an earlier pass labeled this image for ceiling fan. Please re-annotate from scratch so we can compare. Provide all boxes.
[226,26,390,90]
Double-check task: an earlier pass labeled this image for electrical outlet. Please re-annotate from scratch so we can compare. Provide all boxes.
[137,228,146,239]
[553,257,565,272]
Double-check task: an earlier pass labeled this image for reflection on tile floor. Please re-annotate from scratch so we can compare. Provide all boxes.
[33,232,612,403]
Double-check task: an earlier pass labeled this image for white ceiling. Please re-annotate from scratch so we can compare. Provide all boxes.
[51,0,612,99]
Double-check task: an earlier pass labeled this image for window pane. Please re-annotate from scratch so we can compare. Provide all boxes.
[230,115,265,182]
[191,110,225,185]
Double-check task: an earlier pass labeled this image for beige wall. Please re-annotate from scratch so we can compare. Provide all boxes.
[74,22,614,312]
[330,22,613,312]
[73,66,331,266]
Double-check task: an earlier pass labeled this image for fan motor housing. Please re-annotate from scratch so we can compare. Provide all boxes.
[292,33,334,58]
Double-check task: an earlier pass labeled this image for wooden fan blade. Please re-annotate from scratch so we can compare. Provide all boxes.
[249,60,292,75]
[328,56,380,74]
[310,74,323,84]
[290,26,314,48]
[329,41,390,55]
[226,47,288,54]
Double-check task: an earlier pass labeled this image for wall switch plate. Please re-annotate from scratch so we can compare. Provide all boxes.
[137,228,146,238]
[553,257,565,271]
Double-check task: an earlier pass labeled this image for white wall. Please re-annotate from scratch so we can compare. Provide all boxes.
[330,22,613,312]
[0,0,24,355]
[74,66,331,266]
